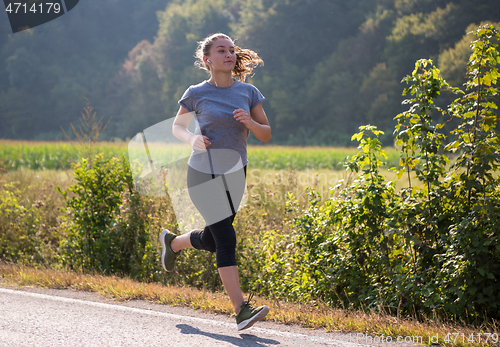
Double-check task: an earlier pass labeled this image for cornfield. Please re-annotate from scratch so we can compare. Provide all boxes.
[0,140,400,172]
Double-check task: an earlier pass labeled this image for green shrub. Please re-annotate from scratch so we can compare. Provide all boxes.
[253,24,500,320]
[0,178,62,266]
[254,126,403,310]
[0,182,41,263]
[56,154,163,281]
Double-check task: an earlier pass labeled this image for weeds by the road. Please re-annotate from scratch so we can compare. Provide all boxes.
[0,262,497,347]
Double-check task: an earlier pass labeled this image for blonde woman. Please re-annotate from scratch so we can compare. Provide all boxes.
[160,33,271,331]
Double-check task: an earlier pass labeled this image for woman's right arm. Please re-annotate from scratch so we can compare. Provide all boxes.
[172,106,211,151]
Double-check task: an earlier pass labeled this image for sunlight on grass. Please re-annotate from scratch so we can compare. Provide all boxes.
[1,263,497,347]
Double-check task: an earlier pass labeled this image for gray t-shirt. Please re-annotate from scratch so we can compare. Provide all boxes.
[178,80,265,174]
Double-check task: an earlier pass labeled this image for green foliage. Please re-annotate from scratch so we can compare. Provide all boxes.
[255,126,402,310]
[0,0,169,140]
[253,24,500,321]
[0,175,64,266]
[436,24,500,317]
[0,141,124,171]
[0,141,400,172]
[56,154,159,280]
[0,183,45,264]
[439,22,500,88]
[2,0,499,145]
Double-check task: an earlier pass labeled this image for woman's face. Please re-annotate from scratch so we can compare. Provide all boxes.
[206,38,236,72]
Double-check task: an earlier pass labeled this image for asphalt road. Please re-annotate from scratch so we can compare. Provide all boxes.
[0,287,419,347]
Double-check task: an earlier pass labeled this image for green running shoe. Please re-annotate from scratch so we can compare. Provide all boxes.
[235,295,269,331]
[160,230,180,272]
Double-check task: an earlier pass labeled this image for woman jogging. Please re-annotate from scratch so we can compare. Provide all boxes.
[160,32,271,331]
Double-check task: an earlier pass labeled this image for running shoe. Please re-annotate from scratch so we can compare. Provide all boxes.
[160,230,180,272]
[235,294,269,331]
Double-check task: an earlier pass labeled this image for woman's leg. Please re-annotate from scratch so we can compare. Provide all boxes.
[182,166,219,253]
[170,229,199,253]
[205,215,244,313]
[185,164,247,313]
[186,164,246,254]
[218,265,244,313]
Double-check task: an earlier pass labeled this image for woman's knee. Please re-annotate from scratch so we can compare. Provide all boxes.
[216,241,237,268]
[209,218,237,267]
[219,227,236,250]
[190,227,216,253]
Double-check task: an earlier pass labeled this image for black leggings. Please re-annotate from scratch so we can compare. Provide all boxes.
[187,165,247,268]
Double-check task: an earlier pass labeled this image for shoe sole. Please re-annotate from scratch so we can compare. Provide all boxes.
[160,229,171,272]
[237,306,269,331]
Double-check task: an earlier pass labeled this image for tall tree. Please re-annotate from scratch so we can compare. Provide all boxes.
[107,0,236,139]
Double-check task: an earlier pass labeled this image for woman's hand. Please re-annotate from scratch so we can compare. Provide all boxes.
[190,134,211,151]
[233,109,255,130]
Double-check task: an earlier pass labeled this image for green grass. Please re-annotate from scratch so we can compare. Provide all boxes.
[248,145,400,170]
[0,140,401,172]
[0,140,127,171]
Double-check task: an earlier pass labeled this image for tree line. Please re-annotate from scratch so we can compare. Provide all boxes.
[0,0,498,146]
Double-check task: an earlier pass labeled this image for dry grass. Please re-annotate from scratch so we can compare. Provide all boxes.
[0,262,498,347]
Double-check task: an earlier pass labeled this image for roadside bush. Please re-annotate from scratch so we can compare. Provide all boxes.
[0,173,64,266]
[254,24,500,320]
[0,182,45,264]
[56,154,165,281]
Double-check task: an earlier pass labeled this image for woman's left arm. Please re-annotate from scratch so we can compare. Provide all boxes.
[233,103,271,142]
